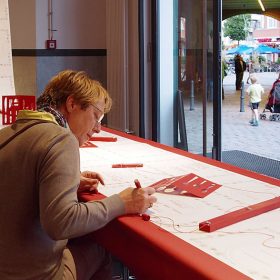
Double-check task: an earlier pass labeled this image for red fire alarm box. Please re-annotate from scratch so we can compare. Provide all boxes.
[46,40,57,49]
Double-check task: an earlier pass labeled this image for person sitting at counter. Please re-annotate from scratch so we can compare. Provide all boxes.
[0,70,157,280]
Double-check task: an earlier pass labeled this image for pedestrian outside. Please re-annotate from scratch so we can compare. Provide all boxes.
[234,54,247,90]
[246,75,264,127]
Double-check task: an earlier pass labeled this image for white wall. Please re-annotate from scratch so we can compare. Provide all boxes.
[0,0,15,100]
[9,0,106,49]
[36,0,106,49]
[9,0,139,135]
[9,0,36,48]
[8,0,107,96]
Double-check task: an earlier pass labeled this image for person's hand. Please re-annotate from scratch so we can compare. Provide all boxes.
[78,171,105,193]
[118,186,157,214]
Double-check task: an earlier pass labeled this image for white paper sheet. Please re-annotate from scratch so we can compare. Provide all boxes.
[80,130,280,280]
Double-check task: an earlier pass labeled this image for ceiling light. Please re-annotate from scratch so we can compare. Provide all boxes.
[258,0,265,12]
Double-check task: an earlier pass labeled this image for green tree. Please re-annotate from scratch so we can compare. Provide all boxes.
[223,15,251,45]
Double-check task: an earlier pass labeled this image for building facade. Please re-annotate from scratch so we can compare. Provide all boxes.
[252,15,280,48]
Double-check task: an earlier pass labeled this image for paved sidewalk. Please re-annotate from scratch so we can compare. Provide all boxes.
[223,71,280,161]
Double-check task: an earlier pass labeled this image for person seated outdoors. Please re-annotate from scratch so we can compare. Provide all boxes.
[266,72,280,113]
[0,70,157,280]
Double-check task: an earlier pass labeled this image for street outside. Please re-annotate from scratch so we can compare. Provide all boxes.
[222,71,280,161]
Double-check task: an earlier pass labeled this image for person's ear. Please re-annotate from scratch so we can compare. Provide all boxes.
[65,95,77,112]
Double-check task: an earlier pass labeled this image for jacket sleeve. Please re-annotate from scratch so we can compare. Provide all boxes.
[38,131,125,240]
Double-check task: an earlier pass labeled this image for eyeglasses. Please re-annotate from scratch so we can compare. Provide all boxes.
[96,114,104,124]
[92,104,104,125]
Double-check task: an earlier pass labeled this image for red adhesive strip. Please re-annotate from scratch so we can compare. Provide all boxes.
[199,196,280,232]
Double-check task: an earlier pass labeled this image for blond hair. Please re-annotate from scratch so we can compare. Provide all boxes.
[250,75,257,84]
[37,70,112,113]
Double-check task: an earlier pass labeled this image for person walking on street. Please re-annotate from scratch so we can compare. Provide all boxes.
[246,75,264,127]
[235,54,247,90]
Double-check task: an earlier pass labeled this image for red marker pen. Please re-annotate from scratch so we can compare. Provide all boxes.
[89,136,117,142]
[134,179,142,188]
[134,179,150,221]
[112,163,143,168]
